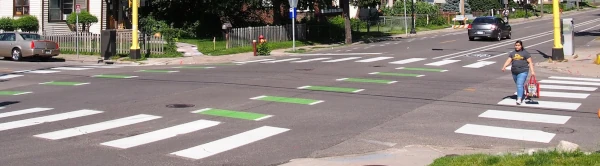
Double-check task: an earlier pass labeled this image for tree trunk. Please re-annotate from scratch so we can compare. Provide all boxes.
[342,0,352,44]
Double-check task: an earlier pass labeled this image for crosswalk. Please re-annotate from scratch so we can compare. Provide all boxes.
[455,75,599,143]
[0,106,290,160]
[0,65,131,81]
[234,56,502,69]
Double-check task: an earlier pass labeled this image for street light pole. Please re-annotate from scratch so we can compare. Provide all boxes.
[129,0,141,59]
[551,0,564,61]
[410,0,416,34]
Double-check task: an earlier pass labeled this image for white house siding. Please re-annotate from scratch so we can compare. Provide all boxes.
[30,0,44,33]
[89,0,102,34]
[0,0,13,18]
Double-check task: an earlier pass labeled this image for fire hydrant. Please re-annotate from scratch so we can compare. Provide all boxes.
[253,35,267,56]
[259,35,266,44]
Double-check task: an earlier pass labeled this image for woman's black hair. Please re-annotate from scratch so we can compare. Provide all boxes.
[515,40,524,51]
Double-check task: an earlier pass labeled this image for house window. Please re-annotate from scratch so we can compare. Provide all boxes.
[14,0,30,16]
[49,0,74,21]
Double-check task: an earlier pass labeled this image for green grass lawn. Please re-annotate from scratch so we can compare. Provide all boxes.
[179,39,320,56]
[430,150,600,166]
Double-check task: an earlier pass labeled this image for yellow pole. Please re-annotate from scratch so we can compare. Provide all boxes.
[130,0,141,59]
[551,0,564,61]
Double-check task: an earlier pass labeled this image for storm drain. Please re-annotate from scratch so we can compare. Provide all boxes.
[166,104,195,108]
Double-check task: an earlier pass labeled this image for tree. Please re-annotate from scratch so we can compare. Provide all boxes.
[342,0,352,44]
[443,0,472,13]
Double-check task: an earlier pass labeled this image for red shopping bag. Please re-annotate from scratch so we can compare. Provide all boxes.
[525,75,540,98]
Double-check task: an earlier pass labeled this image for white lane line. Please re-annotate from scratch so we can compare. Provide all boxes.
[336,78,349,81]
[0,107,54,119]
[100,119,220,149]
[14,70,61,74]
[479,110,571,124]
[291,57,331,63]
[539,80,600,86]
[234,59,275,64]
[261,58,302,63]
[497,98,581,110]
[290,53,382,56]
[323,57,362,62]
[425,60,460,66]
[455,124,555,143]
[463,61,496,68]
[34,114,161,140]
[51,67,92,71]
[0,107,4,109]
[309,100,324,105]
[540,84,597,91]
[355,57,394,62]
[0,74,23,79]
[549,76,600,82]
[170,126,290,160]
[0,110,103,132]
[80,66,122,69]
[389,58,426,64]
[514,91,590,99]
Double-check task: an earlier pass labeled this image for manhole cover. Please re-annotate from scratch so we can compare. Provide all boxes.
[542,127,575,134]
[166,104,195,108]
[295,68,313,71]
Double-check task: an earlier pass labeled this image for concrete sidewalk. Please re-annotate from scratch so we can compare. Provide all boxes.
[536,38,600,78]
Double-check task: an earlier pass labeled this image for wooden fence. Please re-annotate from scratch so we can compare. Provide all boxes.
[42,30,165,55]
[228,24,307,48]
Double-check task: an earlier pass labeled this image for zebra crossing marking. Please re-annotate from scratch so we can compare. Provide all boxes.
[479,110,571,124]
[355,57,393,62]
[497,98,581,110]
[261,58,302,63]
[539,80,600,86]
[100,119,221,149]
[463,61,496,68]
[389,58,426,64]
[0,107,53,119]
[34,114,161,140]
[170,126,290,160]
[291,57,331,63]
[548,76,600,82]
[80,66,123,69]
[51,67,92,71]
[425,60,460,66]
[455,124,555,143]
[14,70,61,74]
[322,57,361,62]
[0,109,103,132]
[513,91,590,99]
[540,84,597,91]
[234,59,275,64]
[0,74,23,79]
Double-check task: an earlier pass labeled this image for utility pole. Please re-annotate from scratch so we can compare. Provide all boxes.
[129,0,141,59]
[551,0,564,61]
[410,0,416,34]
[460,0,465,16]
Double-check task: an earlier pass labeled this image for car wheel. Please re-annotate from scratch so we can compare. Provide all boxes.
[496,31,502,41]
[11,49,22,61]
[507,31,512,39]
[469,37,475,41]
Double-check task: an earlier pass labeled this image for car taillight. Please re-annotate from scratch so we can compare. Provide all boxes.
[56,43,60,49]
[30,41,35,49]
[467,24,472,29]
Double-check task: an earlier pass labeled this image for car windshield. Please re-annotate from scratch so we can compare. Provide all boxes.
[20,34,41,40]
[472,18,495,24]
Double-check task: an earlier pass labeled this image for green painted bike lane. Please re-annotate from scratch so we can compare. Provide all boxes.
[0,91,31,96]
[191,108,273,121]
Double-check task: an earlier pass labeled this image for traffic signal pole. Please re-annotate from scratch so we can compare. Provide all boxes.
[551,0,564,61]
[130,0,141,59]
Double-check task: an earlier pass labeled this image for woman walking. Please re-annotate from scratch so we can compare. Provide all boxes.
[502,40,535,105]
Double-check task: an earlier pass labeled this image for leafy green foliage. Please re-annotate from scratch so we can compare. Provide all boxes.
[443,0,472,13]
[0,17,16,31]
[257,42,271,56]
[66,10,98,32]
[469,0,502,12]
[380,0,447,26]
[14,15,39,32]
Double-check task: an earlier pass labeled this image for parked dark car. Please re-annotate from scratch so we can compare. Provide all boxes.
[467,16,512,41]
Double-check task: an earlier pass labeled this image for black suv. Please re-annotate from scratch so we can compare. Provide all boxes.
[467,16,512,41]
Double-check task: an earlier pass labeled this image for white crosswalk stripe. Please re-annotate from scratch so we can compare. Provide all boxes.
[479,110,571,124]
[0,74,23,79]
[463,61,496,68]
[51,67,93,71]
[539,80,600,86]
[0,107,53,119]
[0,109,103,132]
[323,57,361,62]
[291,57,331,63]
[540,84,598,91]
[261,58,302,63]
[170,126,290,160]
[548,76,600,82]
[355,57,394,62]
[455,124,556,143]
[497,98,581,110]
[389,58,426,64]
[14,70,61,74]
[425,60,460,66]
[34,114,161,140]
[513,91,590,99]
[234,59,275,64]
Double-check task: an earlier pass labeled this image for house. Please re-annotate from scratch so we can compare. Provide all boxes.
[0,0,122,35]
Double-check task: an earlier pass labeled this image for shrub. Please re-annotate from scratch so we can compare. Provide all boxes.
[66,10,98,32]
[15,15,39,32]
[257,42,271,56]
[0,17,16,31]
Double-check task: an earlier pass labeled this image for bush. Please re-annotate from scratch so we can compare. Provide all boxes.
[15,15,39,32]
[0,17,16,31]
[66,10,98,32]
[257,42,271,56]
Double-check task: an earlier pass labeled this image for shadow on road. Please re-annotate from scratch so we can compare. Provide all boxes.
[0,101,20,107]
[1,57,66,63]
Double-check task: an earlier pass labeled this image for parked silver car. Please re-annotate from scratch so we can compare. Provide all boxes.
[0,32,60,61]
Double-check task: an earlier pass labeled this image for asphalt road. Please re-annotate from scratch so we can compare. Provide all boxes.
[1,9,600,166]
